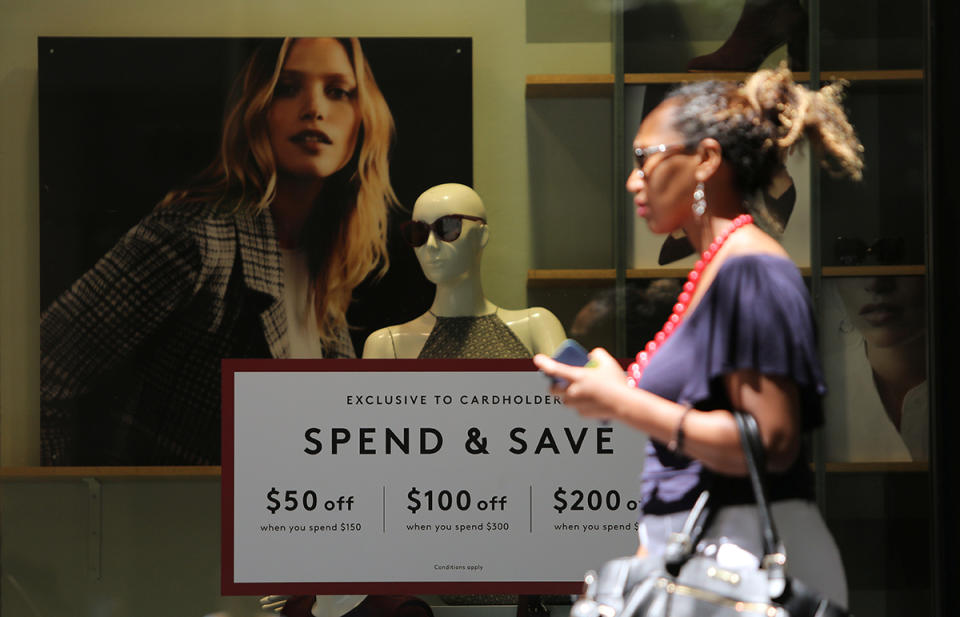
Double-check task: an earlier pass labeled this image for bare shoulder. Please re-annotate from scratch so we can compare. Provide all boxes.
[725,225,790,260]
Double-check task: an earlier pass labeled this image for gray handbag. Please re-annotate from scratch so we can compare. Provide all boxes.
[570,411,850,617]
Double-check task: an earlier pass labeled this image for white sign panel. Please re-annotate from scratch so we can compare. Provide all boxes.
[222,359,647,595]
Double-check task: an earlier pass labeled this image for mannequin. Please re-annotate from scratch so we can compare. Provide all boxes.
[363,183,565,359]
[363,184,565,609]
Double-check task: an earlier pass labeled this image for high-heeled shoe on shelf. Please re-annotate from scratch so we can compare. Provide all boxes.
[687,0,808,72]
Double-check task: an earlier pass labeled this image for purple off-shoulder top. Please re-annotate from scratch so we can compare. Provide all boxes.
[637,254,827,515]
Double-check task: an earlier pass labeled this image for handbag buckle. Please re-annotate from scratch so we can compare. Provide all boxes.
[667,532,692,553]
[706,566,742,586]
[761,552,788,599]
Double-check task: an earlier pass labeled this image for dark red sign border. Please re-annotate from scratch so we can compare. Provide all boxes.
[221,358,584,595]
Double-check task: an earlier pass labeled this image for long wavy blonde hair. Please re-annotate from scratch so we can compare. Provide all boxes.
[161,37,397,348]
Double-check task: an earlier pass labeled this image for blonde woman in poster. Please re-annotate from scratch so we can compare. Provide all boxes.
[362,183,566,360]
[41,38,396,466]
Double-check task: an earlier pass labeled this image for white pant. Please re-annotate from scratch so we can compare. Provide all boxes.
[639,499,848,606]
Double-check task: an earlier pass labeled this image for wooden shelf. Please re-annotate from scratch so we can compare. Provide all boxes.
[526,70,924,97]
[528,268,689,287]
[821,265,926,277]
[818,69,924,82]
[0,466,221,480]
[525,74,614,97]
[529,265,925,287]
[626,72,809,84]
[821,461,928,473]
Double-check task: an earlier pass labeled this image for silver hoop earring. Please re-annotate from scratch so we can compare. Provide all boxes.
[692,182,707,217]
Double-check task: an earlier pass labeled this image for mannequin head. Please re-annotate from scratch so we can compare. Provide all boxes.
[405,183,489,286]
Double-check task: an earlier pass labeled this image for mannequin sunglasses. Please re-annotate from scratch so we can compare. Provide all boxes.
[400,214,486,247]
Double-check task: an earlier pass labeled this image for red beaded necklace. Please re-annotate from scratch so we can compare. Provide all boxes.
[626,213,753,387]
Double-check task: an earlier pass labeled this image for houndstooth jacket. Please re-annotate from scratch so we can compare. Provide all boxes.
[40,201,356,466]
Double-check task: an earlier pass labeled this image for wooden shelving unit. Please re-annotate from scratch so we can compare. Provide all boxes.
[526,70,924,97]
[527,67,927,287]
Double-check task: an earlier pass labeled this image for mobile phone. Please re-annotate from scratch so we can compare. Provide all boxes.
[549,339,595,387]
[552,339,592,367]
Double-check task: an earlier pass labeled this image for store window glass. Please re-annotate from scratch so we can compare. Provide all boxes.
[2,2,935,616]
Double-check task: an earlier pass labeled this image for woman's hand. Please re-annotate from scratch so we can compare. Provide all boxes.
[533,348,629,421]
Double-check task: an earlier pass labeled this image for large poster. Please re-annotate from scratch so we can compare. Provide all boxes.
[38,37,473,466]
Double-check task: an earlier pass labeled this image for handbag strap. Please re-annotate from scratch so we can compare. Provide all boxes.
[732,410,788,596]
[664,489,711,573]
[732,410,780,555]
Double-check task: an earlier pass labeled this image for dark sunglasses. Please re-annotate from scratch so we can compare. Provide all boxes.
[400,214,486,247]
[834,236,905,266]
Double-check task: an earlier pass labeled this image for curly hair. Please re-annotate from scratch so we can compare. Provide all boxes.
[160,37,397,348]
[665,65,864,222]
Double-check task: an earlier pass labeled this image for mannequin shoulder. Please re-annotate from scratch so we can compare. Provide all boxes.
[362,327,399,358]
[499,307,566,355]
[499,306,560,326]
[361,314,435,359]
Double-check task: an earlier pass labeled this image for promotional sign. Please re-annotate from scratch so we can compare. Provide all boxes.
[222,359,647,595]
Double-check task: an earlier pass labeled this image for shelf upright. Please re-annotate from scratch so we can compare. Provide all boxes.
[612,0,628,359]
